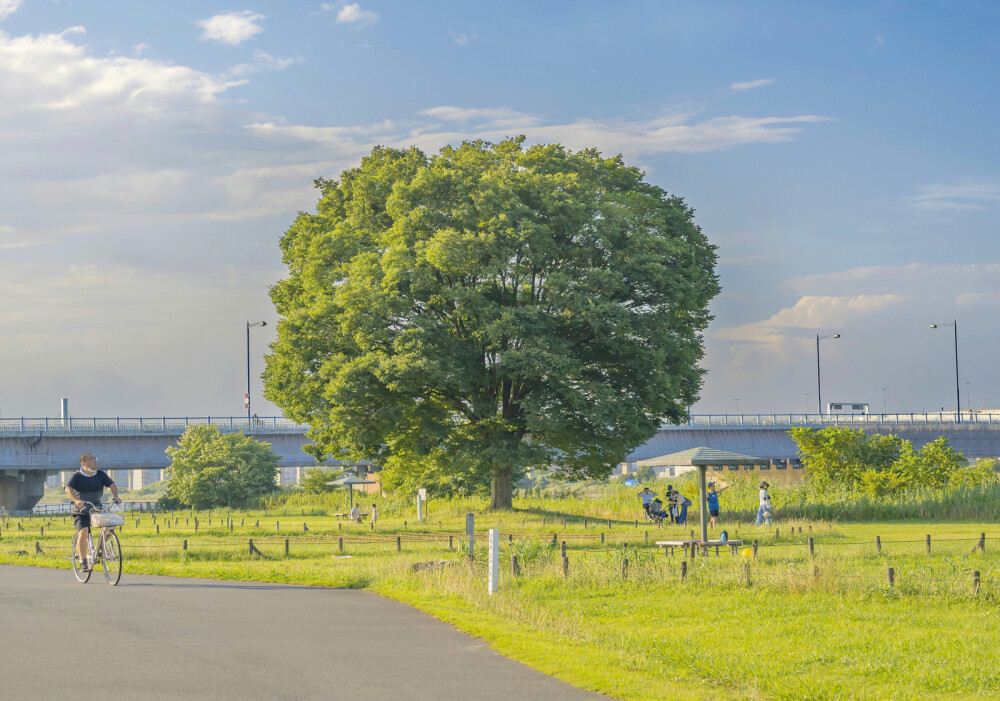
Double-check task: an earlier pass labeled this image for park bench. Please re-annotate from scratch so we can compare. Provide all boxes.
[656,539,744,557]
[333,512,366,522]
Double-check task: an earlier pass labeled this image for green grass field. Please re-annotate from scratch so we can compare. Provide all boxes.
[3,490,999,700]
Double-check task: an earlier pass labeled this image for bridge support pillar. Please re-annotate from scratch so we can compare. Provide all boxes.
[0,471,47,514]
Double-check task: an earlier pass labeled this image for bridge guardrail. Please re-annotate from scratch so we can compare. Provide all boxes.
[0,417,308,433]
[681,413,1000,427]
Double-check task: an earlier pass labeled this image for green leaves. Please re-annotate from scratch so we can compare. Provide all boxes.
[163,425,280,509]
[789,426,971,498]
[265,138,719,507]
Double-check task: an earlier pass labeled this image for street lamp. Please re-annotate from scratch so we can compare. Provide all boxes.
[816,333,840,414]
[735,398,740,414]
[929,321,960,423]
[247,321,267,421]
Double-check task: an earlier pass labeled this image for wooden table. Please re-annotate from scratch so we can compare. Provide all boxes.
[656,539,745,556]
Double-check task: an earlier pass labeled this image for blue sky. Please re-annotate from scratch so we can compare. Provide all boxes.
[1,1,998,418]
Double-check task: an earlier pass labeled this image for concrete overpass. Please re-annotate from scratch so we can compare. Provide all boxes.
[0,417,345,513]
[4,412,999,512]
[626,412,1000,463]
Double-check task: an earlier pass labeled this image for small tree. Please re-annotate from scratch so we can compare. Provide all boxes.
[163,425,280,509]
[299,467,344,494]
[636,464,657,483]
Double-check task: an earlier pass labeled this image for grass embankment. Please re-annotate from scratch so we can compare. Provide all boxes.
[4,484,1000,700]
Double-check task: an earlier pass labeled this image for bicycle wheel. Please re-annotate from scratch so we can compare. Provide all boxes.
[71,537,91,584]
[100,529,122,585]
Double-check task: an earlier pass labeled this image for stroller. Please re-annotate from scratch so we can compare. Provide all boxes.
[645,498,668,524]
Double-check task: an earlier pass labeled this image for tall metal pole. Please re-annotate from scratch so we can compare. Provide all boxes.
[816,334,822,414]
[246,322,251,421]
[931,321,960,423]
[954,321,961,423]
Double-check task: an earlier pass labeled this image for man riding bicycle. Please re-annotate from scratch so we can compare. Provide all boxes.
[64,452,120,572]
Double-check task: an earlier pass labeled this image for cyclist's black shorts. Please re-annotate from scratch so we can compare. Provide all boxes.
[73,513,92,531]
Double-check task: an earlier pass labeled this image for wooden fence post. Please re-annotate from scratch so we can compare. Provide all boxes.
[887,567,895,586]
[977,533,986,553]
[182,539,187,551]
[338,537,343,552]
[808,537,814,557]
[876,536,881,553]
[601,532,605,544]
[680,561,687,580]
[285,538,289,556]
[973,570,981,595]
[448,535,453,550]
[752,539,758,558]
[926,534,931,553]
[560,541,566,558]
[562,555,569,577]
[396,536,401,552]
[621,557,629,579]
[512,555,520,577]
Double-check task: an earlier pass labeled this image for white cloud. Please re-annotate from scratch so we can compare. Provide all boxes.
[909,180,1000,211]
[870,35,884,51]
[197,11,266,45]
[336,3,378,25]
[0,0,22,21]
[133,43,148,56]
[251,109,831,160]
[419,106,526,122]
[227,50,303,77]
[450,30,478,47]
[0,28,240,116]
[730,78,774,91]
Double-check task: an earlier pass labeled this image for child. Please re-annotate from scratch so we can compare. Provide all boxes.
[706,481,730,530]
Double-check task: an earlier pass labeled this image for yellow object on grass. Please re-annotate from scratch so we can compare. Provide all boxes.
[741,548,754,557]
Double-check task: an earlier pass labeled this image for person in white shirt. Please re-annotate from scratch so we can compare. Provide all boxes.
[756,481,773,525]
[638,487,658,517]
[370,503,378,523]
[350,503,361,522]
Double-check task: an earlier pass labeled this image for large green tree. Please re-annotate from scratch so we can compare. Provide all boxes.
[163,425,280,509]
[264,138,718,509]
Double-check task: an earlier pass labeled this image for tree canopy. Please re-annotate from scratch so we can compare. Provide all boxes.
[264,137,718,509]
[162,425,280,509]
[789,426,975,497]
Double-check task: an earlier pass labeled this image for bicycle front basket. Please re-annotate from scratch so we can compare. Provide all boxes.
[90,513,125,528]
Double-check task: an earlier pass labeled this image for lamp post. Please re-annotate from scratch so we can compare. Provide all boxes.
[816,333,840,414]
[247,321,267,421]
[735,398,740,415]
[882,387,887,414]
[929,321,960,423]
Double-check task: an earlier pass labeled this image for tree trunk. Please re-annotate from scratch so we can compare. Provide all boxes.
[490,467,513,510]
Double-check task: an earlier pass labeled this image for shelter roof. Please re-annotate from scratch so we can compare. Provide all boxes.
[635,447,763,467]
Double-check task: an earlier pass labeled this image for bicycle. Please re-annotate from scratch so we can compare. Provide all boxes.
[70,501,124,585]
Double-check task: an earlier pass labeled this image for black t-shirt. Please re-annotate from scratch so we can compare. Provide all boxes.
[67,469,114,513]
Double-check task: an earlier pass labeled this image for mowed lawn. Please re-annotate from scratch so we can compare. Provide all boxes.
[3,510,999,700]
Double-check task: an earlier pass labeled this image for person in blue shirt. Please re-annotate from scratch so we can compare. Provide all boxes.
[706,481,730,531]
[64,452,120,571]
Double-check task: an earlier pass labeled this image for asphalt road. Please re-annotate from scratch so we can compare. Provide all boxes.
[1,565,608,701]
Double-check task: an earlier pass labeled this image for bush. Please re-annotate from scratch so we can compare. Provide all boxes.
[162,425,280,509]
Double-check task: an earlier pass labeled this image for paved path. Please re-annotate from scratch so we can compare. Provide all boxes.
[0,565,607,701]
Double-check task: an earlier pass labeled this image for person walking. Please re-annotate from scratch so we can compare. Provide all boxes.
[755,481,773,525]
[370,503,378,524]
[670,488,690,525]
[706,481,730,530]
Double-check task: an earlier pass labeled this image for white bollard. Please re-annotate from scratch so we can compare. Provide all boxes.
[488,528,500,596]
